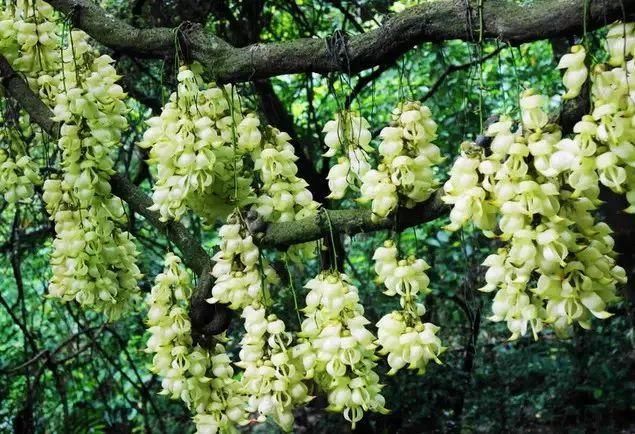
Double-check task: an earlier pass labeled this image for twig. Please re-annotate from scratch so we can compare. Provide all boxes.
[422,45,505,102]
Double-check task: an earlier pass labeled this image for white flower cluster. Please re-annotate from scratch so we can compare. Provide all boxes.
[41,31,140,318]
[443,89,626,338]
[441,140,496,231]
[376,311,443,373]
[140,66,319,261]
[557,45,588,100]
[360,101,442,220]
[322,111,372,199]
[582,23,635,211]
[323,111,373,159]
[208,216,315,431]
[0,0,54,202]
[297,271,387,427]
[253,126,319,223]
[50,51,128,196]
[373,241,431,302]
[208,219,279,310]
[0,148,41,203]
[44,200,141,317]
[251,126,320,261]
[606,22,635,66]
[236,305,311,431]
[373,241,444,375]
[0,3,141,318]
[139,65,254,222]
[146,253,246,434]
[543,24,635,212]
[0,0,59,91]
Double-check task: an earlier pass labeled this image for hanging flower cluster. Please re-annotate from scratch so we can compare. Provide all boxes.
[0,1,141,318]
[582,22,635,210]
[322,111,372,199]
[236,305,311,431]
[146,253,246,433]
[297,270,387,427]
[441,139,495,232]
[443,89,626,338]
[0,1,51,206]
[252,126,319,223]
[0,143,41,203]
[140,64,321,228]
[360,101,443,220]
[373,241,444,375]
[543,23,635,211]
[208,218,279,310]
[43,33,141,318]
[207,214,313,431]
[251,125,320,261]
[0,0,60,91]
[49,49,128,204]
[139,65,254,222]
[43,194,141,318]
[557,44,588,100]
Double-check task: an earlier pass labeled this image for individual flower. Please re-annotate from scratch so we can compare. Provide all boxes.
[557,45,588,99]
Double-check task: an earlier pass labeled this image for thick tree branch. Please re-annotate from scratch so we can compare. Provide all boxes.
[261,189,449,248]
[0,56,59,138]
[48,0,634,83]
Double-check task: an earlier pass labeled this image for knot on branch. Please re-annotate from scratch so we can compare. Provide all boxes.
[190,303,232,346]
[174,21,199,64]
[326,29,351,73]
[64,1,82,27]
[474,114,500,151]
[244,209,267,242]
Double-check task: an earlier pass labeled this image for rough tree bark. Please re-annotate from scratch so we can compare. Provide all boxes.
[47,0,635,82]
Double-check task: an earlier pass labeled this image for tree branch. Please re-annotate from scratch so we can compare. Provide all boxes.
[0,56,59,138]
[421,44,505,102]
[261,189,449,248]
[47,0,635,83]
